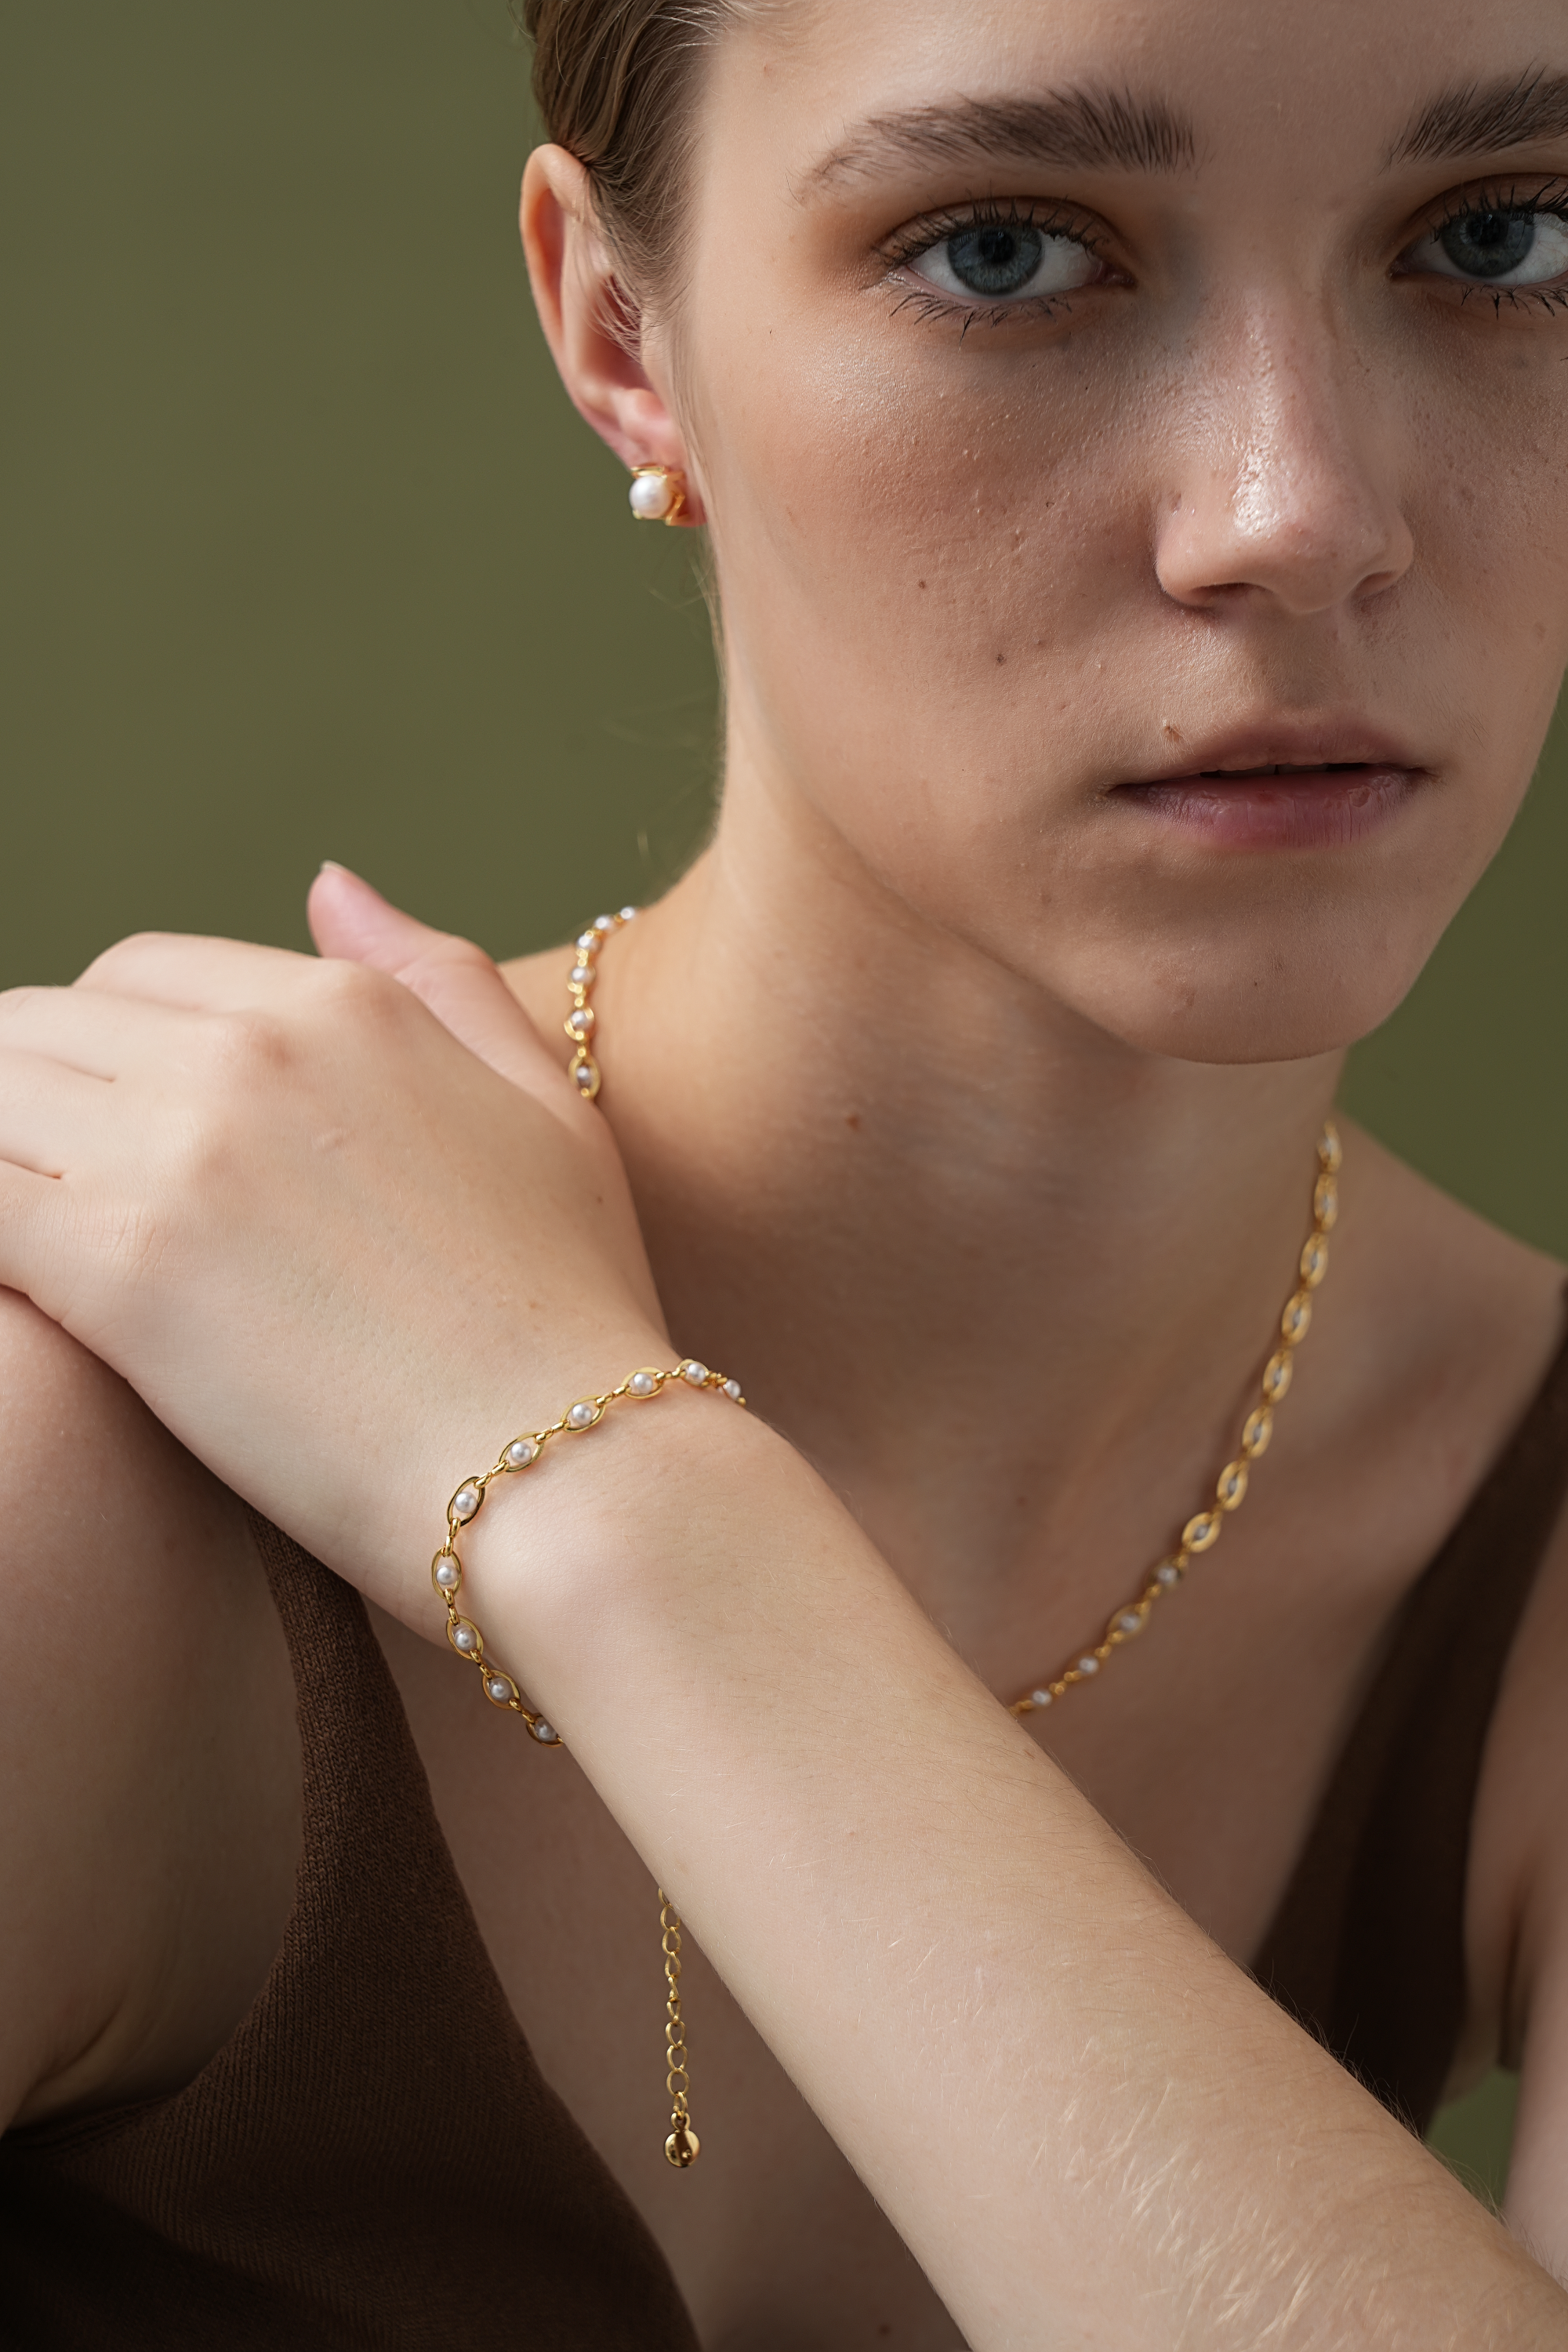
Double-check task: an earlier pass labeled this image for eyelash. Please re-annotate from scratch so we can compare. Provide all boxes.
[880,198,1112,332]
[880,182,1568,333]
[1412,178,1568,317]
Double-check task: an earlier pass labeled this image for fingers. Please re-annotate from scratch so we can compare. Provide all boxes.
[307,862,441,971]
[307,864,574,1109]
[76,931,313,1009]
[0,983,199,1081]
[0,1047,113,1178]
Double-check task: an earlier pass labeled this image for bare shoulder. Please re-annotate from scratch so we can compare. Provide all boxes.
[0,1291,299,2132]
[1340,1128,1568,2090]
[1334,1124,1565,1552]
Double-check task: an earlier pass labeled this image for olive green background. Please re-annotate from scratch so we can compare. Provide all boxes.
[5,0,1563,2205]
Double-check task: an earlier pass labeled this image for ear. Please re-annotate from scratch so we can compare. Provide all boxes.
[521,145,705,527]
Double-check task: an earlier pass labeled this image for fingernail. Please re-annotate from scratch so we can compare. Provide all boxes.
[318,858,350,877]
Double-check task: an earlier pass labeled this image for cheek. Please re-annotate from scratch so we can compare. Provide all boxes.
[693,310,1164,860]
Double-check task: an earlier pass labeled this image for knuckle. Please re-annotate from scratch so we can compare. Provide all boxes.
[312,957,406,1030]
[0,982,53,1025]
[76,930,179,987]
[199,1007,294,1086]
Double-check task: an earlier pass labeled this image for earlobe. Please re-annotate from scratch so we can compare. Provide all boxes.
[520,146,705,526]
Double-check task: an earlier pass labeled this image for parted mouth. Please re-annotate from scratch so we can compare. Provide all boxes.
[1121,721,1425,790]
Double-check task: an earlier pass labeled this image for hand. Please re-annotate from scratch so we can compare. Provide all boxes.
[0,869,667,1621]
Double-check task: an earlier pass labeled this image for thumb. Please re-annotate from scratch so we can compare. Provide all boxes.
[307,862,575,1109]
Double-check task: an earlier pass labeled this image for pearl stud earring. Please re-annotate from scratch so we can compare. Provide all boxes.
[628,463,688,525]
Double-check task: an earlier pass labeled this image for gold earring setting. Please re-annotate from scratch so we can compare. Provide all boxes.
[629,464,688,525]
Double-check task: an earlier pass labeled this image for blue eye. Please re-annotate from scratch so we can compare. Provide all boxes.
[1406,206,1568,289]
[911,219,1102,304]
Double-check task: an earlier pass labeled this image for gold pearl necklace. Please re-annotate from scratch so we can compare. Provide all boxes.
[565,908,1341,1717]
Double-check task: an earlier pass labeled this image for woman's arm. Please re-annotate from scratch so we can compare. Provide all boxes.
[471,1386,1560,2349]
[0,1296,298,2136]
[0,901,1559,2346]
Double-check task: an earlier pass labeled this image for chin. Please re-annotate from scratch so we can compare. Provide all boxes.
[1062,955,1429,1068]
[1048,934,1436,1067]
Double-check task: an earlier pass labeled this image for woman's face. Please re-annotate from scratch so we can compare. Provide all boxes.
[664,0,1568,1061]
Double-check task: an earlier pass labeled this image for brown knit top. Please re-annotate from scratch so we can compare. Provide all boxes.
[4,1330,1567,2344]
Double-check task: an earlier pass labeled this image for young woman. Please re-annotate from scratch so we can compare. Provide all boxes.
[3,0,1568,2343]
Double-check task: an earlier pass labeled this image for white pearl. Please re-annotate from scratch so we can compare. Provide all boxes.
[504,1439,537,1469]
[1117,1612,1143,1635]
[452,1485,481,1523]
[629,471,675,520]
[1156,1563,1182,1587]
[593,913,617,932]
[619,906,637,923]
[485,1676,513,1704]
[532,1720,557,1744]
[569,964,593,988]
[723,1378,742,1401]
[572,1061,597,1090]
[1030,1689,1054,1709]
[576,930,599,952]
[629,1371,658,1397]
[435,1559,459,1590]
[1076,1656,1100,1676]
[568,1401,598,1428]
[683,1362,710,1385]
[567,1007,595,1036]
[453,1625,478,1653]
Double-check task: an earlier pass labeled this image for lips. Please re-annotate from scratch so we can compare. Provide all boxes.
[1112,726,1428,851]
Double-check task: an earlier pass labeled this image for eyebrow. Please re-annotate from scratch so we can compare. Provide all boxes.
[804,86,1197,193]
[1392,67,1568,165]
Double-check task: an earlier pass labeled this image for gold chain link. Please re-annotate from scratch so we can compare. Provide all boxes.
[659,1891,700,2168]
[1007,1120,1341,1719]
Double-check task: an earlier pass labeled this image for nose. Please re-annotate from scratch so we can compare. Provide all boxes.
[1154,303,1415,616]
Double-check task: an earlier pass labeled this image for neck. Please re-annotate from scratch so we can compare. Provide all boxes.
[590,771,1342,1635]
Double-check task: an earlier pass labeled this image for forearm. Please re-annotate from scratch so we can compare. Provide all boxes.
[465,1393,1564,2350]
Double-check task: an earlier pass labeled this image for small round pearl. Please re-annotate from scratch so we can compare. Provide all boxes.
[1116,1611,1143,1636]
[434,1559,459,1591]
[1076,1655,1100,1677]
[568,1401,598,1428]
[452,1484,481,1523]
[619,906,637,923]
[723,1378,742,1401]
[567,1006,595,1036]
[576,930,599,953]
[453,1624,478,1653]
[572,1060,597,1090]
[593,913,617,932]
[683,1362,710,1386]
[629,471,676,520]
[1030,1689,1054,1709]
[504,1439,537,1469]
[531,1720,557,1744]
[485,1676,513,1704]
[569,964,593,989]
[1156,1562,1182,1587]
[629,1371,658,1397]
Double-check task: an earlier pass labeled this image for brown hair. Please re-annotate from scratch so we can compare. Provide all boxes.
[521,1,742,303]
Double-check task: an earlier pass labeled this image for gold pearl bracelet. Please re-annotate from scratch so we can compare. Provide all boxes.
[430,1355,746,2168]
